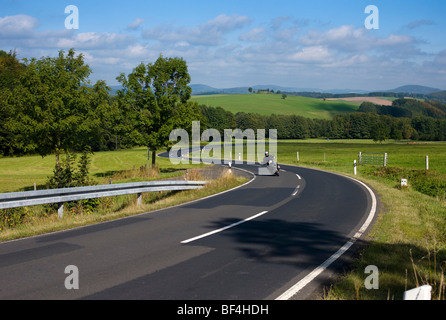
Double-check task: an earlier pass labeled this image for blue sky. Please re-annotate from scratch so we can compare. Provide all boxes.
[1,0,445,91]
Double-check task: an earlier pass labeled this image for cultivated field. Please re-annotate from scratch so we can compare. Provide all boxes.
[325,96,395,106]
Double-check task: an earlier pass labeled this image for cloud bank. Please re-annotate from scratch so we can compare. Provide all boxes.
[1,13,444,90]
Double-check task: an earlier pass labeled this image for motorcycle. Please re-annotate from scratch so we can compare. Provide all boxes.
[258,155,280,176]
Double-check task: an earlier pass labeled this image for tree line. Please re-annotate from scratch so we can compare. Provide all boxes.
[199,103,446,142]
[0,49,202,162]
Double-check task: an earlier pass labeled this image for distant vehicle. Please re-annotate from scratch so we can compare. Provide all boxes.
[258,152,280,176]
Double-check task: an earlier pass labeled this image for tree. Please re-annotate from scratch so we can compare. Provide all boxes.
[371,121,390,143]
[0,50,26,90]
[0,50,27,156]
[358,101,377,113]
[117,55,199,167]
[7,48,102,164]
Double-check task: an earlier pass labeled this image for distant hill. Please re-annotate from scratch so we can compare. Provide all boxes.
[386,85,442,95]
[190,84,370,95]
[191,93,359,120]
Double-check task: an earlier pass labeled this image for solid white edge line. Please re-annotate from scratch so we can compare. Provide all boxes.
[181,211,269,244]
[275,174,377,300]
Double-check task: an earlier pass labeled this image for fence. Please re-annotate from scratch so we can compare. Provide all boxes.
[0,180,207,218]
[358,152,388,167]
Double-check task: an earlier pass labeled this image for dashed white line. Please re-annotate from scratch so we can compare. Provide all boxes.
[296,174,302,180]
[292,186,300,196]
[181,210,269,244]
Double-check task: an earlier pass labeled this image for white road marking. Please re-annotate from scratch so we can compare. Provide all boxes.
[276,174,377,300]
[181,211,269,244]
[296,174,302,180]
[292,186,300,196]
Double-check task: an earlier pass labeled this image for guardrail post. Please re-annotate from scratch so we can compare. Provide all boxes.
[58,203,64,218]
[137,193,142,206]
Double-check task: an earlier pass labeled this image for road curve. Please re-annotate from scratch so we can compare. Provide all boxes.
[0,163,377,300]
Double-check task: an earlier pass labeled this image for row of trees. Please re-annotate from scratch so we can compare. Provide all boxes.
[358,100,446,119]
[199,105,446,142]
[0,49,202,168]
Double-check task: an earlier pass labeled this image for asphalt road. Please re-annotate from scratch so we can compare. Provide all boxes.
[0,163,377,300]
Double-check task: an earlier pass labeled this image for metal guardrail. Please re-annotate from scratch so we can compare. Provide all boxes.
[0,180,207,218]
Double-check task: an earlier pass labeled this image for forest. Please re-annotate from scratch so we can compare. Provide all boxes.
[200,100,446,142]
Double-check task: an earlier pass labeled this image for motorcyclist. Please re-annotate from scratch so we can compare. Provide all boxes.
[261,151,280,175]
[262,151,273,166]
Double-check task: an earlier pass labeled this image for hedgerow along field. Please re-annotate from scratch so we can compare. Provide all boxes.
[191,93,360,119]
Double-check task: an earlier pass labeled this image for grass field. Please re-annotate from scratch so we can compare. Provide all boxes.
[0,148,205,193]
[276,139,446,175]
[191,94,359,119]
[2,139,444,193]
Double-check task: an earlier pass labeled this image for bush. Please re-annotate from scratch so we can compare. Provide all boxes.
[0,207,27,230]
[46,148,100,215]
[368,166,446,200]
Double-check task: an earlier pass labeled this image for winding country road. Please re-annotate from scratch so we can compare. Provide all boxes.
[0,162,377,300]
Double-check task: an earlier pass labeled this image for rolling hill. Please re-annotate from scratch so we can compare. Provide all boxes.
[386,85,442,95]
[191,93,360,120]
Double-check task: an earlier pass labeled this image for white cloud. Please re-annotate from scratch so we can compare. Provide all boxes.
[289,46,332,63]
[127,18,145,30]
[0,14,39,38]
[142,14,250,46]
[239,27,266,42]
[57,32,135,49]
[407,20,434,29]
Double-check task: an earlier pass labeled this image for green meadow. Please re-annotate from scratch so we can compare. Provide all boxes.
[191,94,359,119]
[276,139,446,175]
[0,148,203,193]
[1,140,445,192]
